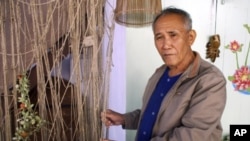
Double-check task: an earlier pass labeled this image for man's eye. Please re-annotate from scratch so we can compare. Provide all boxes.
[156,36,163,40]
[170,33,177,37]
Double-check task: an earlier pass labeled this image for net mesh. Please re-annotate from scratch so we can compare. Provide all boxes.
[0,0,114,140]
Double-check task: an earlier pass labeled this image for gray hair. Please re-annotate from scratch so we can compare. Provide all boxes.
[152,7,192,31]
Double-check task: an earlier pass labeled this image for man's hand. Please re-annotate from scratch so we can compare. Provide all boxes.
[101,109,125,127]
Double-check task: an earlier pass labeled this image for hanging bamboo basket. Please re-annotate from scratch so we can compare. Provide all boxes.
[114,0,162,27]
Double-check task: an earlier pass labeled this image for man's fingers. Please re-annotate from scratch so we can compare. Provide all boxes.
[101,111,113,126]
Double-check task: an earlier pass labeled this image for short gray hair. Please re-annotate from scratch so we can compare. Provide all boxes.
[152,7,192,31]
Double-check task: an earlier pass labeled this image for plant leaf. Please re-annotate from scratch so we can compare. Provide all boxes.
[243,24,250,34]
[228,76,234,81]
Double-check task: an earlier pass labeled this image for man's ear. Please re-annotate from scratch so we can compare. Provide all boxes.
[188,29,196,46]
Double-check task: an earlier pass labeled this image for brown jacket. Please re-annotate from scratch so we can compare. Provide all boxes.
[124,52,227,141]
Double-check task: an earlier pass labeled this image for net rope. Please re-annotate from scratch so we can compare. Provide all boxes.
[0,0,114,140]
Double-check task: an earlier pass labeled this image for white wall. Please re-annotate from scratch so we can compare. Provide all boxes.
[216,0,250,135]
[105,0,126,140]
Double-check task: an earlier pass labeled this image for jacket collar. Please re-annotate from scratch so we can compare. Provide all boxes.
[183,51,201,78]
[158,51,201,79]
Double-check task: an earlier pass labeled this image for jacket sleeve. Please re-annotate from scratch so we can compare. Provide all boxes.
[123,109,141,129]
[151,71,227,141]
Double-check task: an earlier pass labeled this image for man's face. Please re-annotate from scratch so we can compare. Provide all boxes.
[153,14,196,68]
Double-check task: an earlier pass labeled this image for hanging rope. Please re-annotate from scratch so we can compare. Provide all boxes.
[0,0,114,140]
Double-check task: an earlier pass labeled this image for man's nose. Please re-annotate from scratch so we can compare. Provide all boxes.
[162,38,171,49]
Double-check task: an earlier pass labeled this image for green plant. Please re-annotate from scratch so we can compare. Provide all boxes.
[222,134,230,141]
[12,74,46,141]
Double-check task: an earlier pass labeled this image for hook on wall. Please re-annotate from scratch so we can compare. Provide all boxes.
[221,0,225,4]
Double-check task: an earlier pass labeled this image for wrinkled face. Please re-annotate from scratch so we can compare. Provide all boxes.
[153,14,196,68]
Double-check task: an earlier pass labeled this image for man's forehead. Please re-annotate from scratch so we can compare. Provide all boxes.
[154,25,187,34]
[154,30,186,37]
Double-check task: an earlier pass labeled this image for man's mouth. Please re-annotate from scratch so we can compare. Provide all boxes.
[163,53,173,56]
